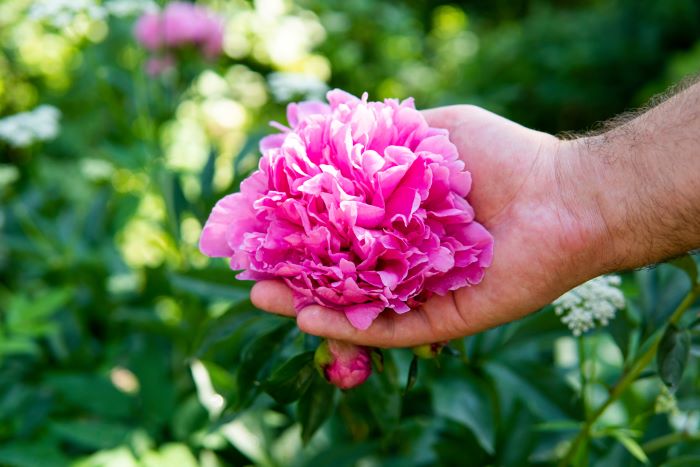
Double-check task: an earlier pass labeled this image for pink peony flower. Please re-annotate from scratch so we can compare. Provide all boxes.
[200,90,494,330]
[134,2,224,58]
[134,12,161,51]
[314,339,372,389]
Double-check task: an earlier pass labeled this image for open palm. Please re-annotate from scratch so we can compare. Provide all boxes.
[251,105,602,347]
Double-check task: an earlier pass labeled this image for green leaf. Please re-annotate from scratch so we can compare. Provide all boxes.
[297,441,377,467]
[47,373,134,419]
[661,455,700,467]
[611,431,649,464]
[657,324,691,392]
[199,360,237,397]
[263,351,315,404]
[433,376,496,455]
[355,360,401,433]
[0,337,40,357]
[199,149,216,199]
[235,320,295,408]
[50,419,131,450]
[535,420,583,432]
[7,288,72,337]
[670,254,698,285]
[169,273,250,302]
[192,305,257,357]
[298,375,335,444]
[141,443,199,467]
[0,438,68,467]
[404,355,418,394]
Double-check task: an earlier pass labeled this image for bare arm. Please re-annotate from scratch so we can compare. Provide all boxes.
[252,81,700,347]
[559,80,700,273]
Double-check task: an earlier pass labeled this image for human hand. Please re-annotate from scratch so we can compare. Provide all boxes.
[251,105,607,347]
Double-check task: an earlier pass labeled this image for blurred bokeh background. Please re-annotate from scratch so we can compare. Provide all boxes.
[2,1,700,466]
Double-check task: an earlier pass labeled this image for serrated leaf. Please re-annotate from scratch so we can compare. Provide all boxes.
[670,254,698,285]
[263,351,315,404]
[298,375,335,444]
[657,324,691,392]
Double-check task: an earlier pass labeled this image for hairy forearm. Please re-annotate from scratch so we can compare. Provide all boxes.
[563,81,700,272]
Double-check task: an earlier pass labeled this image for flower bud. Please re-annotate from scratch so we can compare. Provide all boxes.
[412,342,447,359]
[314,339,372,389]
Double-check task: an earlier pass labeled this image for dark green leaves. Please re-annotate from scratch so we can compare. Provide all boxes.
[264,351,316,404]
[404,355,418,394]
[657,324,691,392]
[433,376,496,455]
[670,254,699,286]
[235,320,295,409]
[298,376,336,444]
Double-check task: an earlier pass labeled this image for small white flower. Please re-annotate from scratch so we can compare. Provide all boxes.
[0,105,61,148]
[268,72,329,102]
[553,275,625,336]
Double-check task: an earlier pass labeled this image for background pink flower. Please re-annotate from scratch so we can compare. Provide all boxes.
[134,2,224,58]
[200,90,494,330]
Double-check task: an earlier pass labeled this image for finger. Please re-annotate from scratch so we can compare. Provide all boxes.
[296,304,440,348]
[421,106,465,134]
[250,280,296,317]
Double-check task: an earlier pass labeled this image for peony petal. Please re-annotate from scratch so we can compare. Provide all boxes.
[199,194,244,257]
[287,101,329,127]
[415,134,458,161]
[344,302,385,330]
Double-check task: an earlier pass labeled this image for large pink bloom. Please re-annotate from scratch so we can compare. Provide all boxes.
[134,2,224,58]
[200,90,494,330]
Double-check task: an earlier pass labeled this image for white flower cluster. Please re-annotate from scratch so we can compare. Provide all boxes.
[268,72,329,102]
[553,275,625,336]
[28,0,157,28]
[0,106,61,148]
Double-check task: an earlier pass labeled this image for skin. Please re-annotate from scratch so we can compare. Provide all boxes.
[251,83,700,348]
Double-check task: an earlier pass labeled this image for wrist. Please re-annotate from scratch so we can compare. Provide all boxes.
[552,137,625,277]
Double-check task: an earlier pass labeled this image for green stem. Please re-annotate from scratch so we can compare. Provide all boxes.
[642,431,700,453]
[578,336,588,419]
[558,283,700,467]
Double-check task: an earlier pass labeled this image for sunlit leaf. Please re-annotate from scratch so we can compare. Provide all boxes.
[611,431,649,464]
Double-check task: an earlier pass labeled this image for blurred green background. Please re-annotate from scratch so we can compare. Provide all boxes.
[2,0,700,466]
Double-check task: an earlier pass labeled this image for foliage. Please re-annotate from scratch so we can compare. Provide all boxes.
[2,1,700,466]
